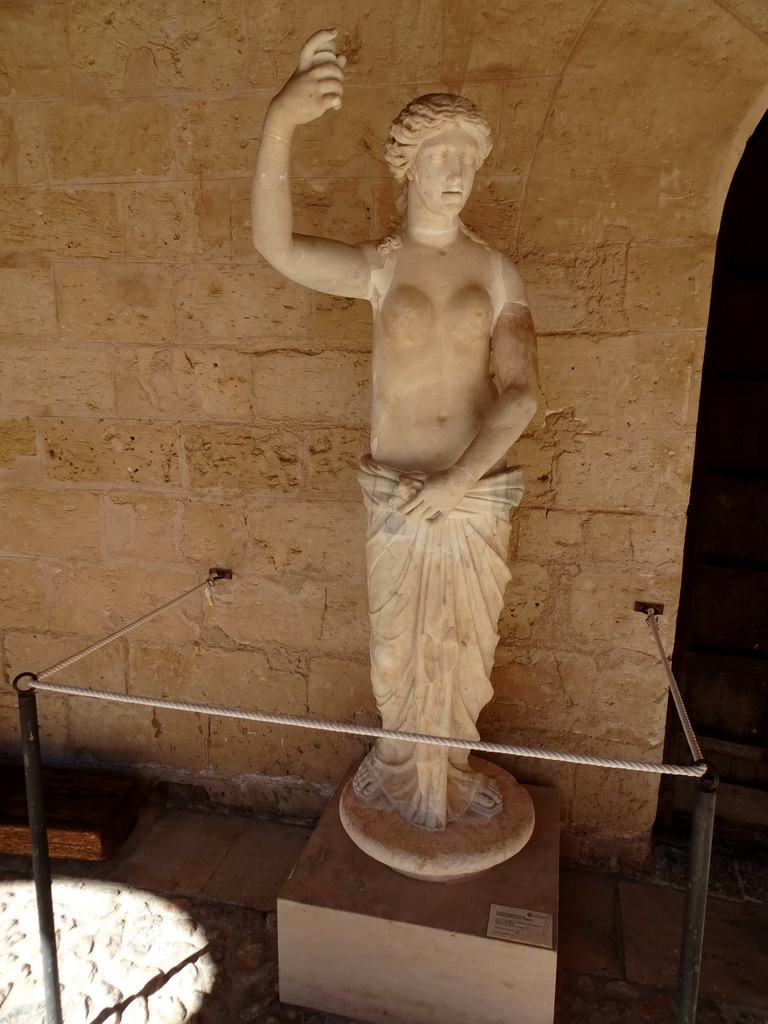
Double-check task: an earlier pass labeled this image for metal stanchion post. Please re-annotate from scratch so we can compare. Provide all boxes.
[675,760,719,1024]
[13,673,63,1024]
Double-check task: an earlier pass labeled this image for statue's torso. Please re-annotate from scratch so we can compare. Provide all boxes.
[370,233,503,472]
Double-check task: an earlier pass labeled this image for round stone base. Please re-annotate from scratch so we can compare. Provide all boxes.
[339,757,535,883]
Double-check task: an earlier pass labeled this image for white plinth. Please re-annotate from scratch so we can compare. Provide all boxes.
[278,774,559,1024]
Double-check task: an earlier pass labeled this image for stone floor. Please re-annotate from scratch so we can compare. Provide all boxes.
[1,803,767,1024]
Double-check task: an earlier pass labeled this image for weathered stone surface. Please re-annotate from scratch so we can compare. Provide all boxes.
[176,97,265,177]
[174,264,311,342]
[320,582,369,654]
[0,557,48,629]
[0,343,115,416]
[511,435,556,504]
[67,0,245,94]
[246,0,441,88]
[44,419,181,486]
[0,2,71,98]
[517,508,584,563]
[308,656,376,721]
[498,562,550,642]
[312,293,373,345]
[626,242,713,329]
[304,428,368,498]
[0,417,39,485]
[104,492,178,562]
[51,566,200,641]
[0,107,17,185]
[129,642,307,714]
[522,250,593,334]
[252,352,369,425]
[183,426,300,492]
[57,263,175,342]
[205,575,325,648]
[0,417,36,466]
[539,333,700,433]
[13,103,48,185]
[521,0,768,245]
[4,629,126,690]
[493,78,555,177]
[462,177,521,254]
[125,182,232,261]
[585,513,686,568]
[554,433,694,515]
[179,498,246,567]
[69,700,209,770]
[492,645,668,751]
[723,0,768,41]
[43,101,173,180]
[247,499,366,578]
[570,571,679,649]
[207,713,367,785]
[0,488,101,558]
[572,758,661,836]
[442,0,593,78]
[117,348,252,421]
[0,188,123,260]
[0,267,57,338]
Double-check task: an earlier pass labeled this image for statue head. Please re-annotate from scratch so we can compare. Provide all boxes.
[384,94,493,185]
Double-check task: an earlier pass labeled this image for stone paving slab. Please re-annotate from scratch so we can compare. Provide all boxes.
[111,808,248,895]
[201,819,313,911]
[558,868,621,977]
[620,880,768,1010]
[554,971,768,1024]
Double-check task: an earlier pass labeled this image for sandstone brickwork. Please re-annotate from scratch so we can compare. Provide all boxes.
[1,0,766,867]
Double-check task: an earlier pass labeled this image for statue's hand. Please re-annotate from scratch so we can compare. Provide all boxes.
[270,29,346,128]
[397,467,474,524]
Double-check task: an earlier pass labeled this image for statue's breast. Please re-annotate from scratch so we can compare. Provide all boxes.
[380,281,493,346]
[445,284,494,340]
[379,284,433,344]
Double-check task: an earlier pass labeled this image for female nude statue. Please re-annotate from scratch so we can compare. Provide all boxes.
[252,30,538,833]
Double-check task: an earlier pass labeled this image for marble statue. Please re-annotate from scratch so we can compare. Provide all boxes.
[253,30,539,875]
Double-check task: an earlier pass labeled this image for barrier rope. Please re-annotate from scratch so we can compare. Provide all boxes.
[34,572,227,682]
[644,609,704,763]
[11,571,706,780]
[20,678,706,778]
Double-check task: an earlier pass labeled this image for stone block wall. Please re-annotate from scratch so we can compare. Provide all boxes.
[1,0,766,864]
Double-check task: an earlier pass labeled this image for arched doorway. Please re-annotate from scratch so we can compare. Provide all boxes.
[659,108,768,843]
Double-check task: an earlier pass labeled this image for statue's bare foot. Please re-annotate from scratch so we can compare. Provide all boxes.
[352,759,382,802]
[469,776,503,819]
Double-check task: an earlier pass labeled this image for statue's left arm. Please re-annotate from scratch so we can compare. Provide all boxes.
[398,258,538,523]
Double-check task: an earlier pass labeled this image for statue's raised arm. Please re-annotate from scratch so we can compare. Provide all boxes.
[251,29,377,298]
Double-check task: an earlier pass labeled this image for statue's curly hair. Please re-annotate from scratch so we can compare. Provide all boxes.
[384,93,493,184]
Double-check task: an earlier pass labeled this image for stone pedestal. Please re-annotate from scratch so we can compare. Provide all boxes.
[278,774,559,1024]
[339,756,536,882]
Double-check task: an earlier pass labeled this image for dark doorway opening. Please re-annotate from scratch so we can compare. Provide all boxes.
[657,109,768,845]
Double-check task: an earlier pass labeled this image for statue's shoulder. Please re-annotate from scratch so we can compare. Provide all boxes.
[495,252,527,304]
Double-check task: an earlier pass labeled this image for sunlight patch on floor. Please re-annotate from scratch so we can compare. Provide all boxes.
[0,878,216,1024]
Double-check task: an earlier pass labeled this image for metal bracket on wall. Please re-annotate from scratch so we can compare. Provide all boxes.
[208,567,234,580]
[634,600,665,615]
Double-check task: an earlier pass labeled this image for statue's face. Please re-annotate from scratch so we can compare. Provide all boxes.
[408,126,479,218]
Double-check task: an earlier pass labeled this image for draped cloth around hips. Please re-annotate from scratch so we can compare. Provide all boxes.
[354,454,524,831]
